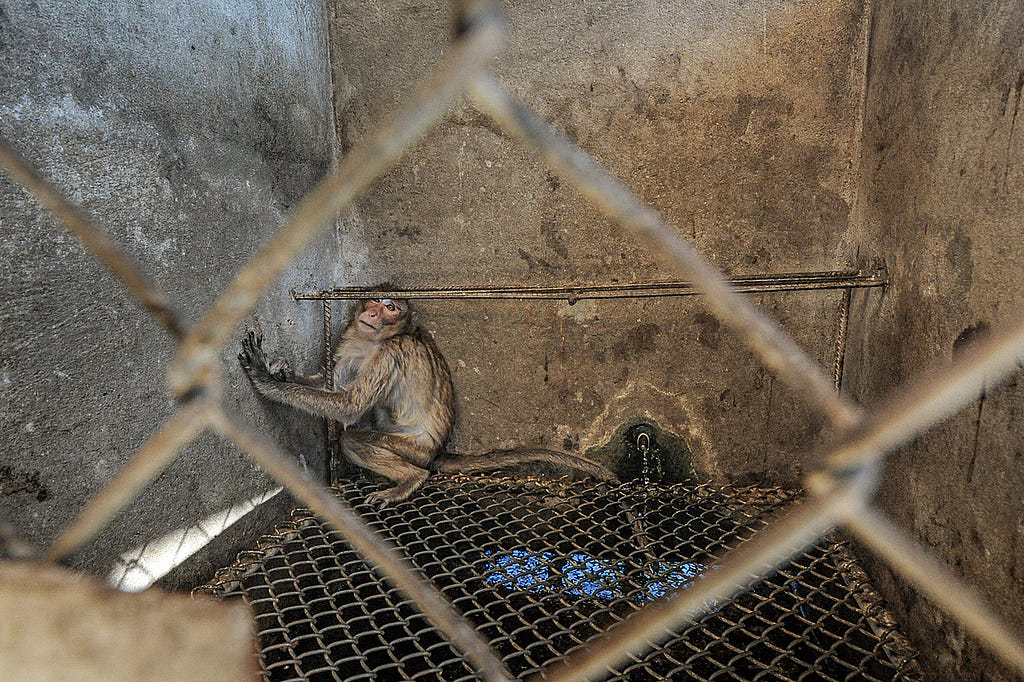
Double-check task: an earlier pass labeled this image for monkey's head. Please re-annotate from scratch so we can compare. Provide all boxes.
[353,297,414,342]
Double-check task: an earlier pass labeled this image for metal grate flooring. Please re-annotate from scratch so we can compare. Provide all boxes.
[196,475,922,681]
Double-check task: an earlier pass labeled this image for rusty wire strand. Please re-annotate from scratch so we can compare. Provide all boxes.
[292,269,887,301]
[820,311,1024,473]
[46,400,211,562]
[846,506,1024,675]
[0,139,187,339]
[0,0,1021,678]
[206,405,514,682]
[168,10,505,398]
[537,480,869,682]
[467,75,862,433]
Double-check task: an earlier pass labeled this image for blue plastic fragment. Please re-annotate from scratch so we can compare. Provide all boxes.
[483,548,710,606]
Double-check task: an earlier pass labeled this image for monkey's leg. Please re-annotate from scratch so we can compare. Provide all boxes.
[340,430,433,506]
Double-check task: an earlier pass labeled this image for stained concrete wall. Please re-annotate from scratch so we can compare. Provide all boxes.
[0,0,336,588]
[326,0,870,484]
[845,2,1024,679]
[4,0,1022,676]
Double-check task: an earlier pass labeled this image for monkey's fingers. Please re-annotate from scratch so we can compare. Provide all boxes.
[241,330,258,355]
[240,331,271,370]
[365,490,391,508]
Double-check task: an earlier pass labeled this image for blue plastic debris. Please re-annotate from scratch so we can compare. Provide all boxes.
[483,548,710,606]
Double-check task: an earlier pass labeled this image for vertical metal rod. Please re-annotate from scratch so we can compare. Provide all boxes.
[323,299,338,484]
[834,287,853,392]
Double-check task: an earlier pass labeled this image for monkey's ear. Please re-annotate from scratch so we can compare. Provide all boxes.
[404,303,420,331]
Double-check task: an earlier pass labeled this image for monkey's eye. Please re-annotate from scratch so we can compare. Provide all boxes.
[379,298,398,312]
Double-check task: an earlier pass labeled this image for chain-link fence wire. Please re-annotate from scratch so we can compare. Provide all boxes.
[0,1,1022,680]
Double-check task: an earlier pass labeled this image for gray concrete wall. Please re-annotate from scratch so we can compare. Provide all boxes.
[845,2,1024,679]
[0,0,336,588]
[5,1,1021,676]
[326,0,870,484]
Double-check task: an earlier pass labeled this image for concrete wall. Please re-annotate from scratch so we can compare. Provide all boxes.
[326,0,871,484]
[4,0,1022,676]
[0,0,336,588]
[846,2,1024,679]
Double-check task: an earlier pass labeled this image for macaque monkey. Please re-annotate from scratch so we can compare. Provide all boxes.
[239,296,614,505]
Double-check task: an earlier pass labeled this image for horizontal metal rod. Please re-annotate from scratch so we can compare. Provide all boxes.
[467,75,862,432]
[293,270,887,301]
[167,8,505,397]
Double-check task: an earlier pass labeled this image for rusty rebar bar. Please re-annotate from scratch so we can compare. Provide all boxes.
[292,269,887,301]
[468,75,862,433]
[168,7,505,397]
[208,405,513,682]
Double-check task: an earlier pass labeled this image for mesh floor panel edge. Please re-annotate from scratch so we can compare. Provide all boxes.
[197,475,922,681]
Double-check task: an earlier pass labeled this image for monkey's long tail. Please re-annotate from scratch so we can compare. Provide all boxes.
[433,448,617,482]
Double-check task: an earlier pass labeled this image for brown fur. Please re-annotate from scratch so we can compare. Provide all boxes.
[240,297,614,505]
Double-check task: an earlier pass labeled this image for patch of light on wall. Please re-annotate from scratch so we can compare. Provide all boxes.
[108,487,283,592]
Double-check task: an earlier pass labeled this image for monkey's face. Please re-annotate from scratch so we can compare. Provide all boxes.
[355,298,410,341]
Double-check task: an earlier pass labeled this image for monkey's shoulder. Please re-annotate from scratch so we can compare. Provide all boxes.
[379,330,442,359]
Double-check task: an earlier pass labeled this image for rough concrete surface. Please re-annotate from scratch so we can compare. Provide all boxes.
[326,0,870,485]
[845,2,1024,679]
[0,0,335,586]
[0,560,255,680]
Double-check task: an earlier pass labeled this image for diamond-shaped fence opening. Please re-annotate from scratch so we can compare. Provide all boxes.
[2,0,1024,679]
[198,476,922,681]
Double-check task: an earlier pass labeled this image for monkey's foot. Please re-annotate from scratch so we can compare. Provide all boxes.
[365,488,405,508]
[365,475,427,508]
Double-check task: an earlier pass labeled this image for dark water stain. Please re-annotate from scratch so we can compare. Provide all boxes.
[518,248,556,272]
[540,219,570,259]
[944,227,973,296]
[612,323,660,362]
[695,311,722,350]
[953,320,990,355]
[0,465,50,502]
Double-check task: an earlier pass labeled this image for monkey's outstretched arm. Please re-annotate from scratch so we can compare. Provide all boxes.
[240,331,396,425]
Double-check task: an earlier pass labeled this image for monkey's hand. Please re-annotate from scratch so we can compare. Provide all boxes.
[238,331,286,385]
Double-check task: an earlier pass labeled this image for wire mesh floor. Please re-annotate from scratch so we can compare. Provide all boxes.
[197,475,922,681]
